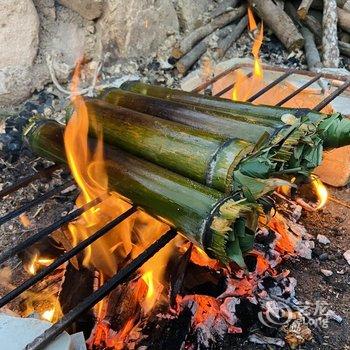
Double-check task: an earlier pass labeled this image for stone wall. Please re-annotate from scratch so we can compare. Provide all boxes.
[0,0,214,106]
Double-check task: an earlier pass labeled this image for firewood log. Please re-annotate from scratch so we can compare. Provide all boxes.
[337,6,350,33]
[311,0,350,12]
[339,40,350,56]
[172,5,246,59]
[285,2,322,71]
[248,0,304,51]
[215,16,248,60]
[301,26,323,70]
[322,0,340,67]
[302,14,323,44]
[210,0,239,18]
[297,0,314,19]
[176,26,235,74]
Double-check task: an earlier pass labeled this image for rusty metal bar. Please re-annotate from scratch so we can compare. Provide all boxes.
[0,180,75,226]
[0,196,105,265]
[25,228,178,350]
[247,69,294,102]
[276,74,323,106]
[0,164,60,200]
[313,80,350,112]
[0,206,137,308]
[214,72,253,97]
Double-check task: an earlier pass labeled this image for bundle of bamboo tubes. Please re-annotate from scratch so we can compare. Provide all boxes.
[25,83,350,267]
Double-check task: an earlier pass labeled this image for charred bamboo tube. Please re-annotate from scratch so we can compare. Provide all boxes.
[66,98,254,193]
[119,82,350,149]
[25,119,260,267]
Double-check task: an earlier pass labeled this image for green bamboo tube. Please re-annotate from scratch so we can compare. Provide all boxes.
[101,88,283,144]
[67,99,254,193]
[25,119,260,266]
[120,81,350,149]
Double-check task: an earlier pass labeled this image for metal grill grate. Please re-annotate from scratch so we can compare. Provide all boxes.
[1,63,349,349]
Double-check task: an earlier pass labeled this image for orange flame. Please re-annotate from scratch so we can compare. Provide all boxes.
[311,176,328,209]
[27,254,54,275]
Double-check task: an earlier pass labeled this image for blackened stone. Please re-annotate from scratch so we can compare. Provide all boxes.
[235,298,260,330]
[0,133,12,145]
[24,101,37,111]
[7,142,21,152]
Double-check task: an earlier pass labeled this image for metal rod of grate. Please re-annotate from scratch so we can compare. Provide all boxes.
[25,228,178,350]
[0,180,75,226]
[204,65,349,110]
[0,206,137,308]
[0,164,60,200]
[0,196,104,265]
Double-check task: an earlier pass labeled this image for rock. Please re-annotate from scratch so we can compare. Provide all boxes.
[174,0,212,32]
[0,313,72,350]
[0,0,39,69]
[320,269,333,277]
[99,0,179,58]
[326,310,343,323]
[343,250,350,265]
[57,0,103,20]
[317,234,331,245]
[0,64,50,106]
[314,146,350,187]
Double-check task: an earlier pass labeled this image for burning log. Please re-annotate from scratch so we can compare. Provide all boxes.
[172,5,246,59]
[119,82,350,149]
[248,0,304,51]
[26,119,260,267]
[322,0,340,68]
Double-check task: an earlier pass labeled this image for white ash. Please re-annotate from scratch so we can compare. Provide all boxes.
[317,234,331,245]
[249,334,285,347]
[295,240,315,260]
[219,297,240,326]
[320,269,333,276]
[343,250,350,265]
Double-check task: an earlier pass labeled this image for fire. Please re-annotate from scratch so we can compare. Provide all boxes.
[311,175,328,209]
[232,8,264,102]
[27,254,54,275]
[190,246,219,269]
[141,271,157,314]
[41,308,55,322]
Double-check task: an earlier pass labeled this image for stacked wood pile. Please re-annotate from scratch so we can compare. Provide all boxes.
[172,0,350,74]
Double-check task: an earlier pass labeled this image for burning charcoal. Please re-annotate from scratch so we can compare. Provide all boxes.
[182,262,226,297]
[235,298,260,330]
[59,263,95,337]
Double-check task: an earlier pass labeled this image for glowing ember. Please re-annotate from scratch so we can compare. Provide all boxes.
[19,213,31,228]
[141,271,156,314]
